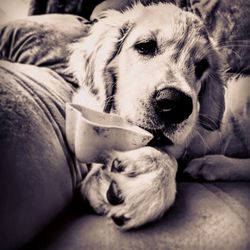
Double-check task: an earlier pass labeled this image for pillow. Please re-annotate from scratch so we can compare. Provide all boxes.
[29,0,103,19]
[0,14,90,85]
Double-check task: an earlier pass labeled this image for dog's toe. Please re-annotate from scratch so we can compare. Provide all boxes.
[111,159,125,173]
[185,156,224,181]
[106,181,124,205]
[111,215,130,227]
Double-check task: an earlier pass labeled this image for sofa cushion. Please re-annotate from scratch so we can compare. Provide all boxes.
[27,182,250,250]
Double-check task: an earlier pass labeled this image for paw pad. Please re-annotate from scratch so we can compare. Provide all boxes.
[111,215,130,227]
[106,181,124,205]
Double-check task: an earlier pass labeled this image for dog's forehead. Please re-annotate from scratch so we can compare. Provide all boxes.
[137,5,186,23]
[129,4,202,37]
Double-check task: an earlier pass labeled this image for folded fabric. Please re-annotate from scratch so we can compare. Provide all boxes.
[0,14,89,85]
[0,14,89,249]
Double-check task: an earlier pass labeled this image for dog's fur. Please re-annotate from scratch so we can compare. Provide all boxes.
[69,2,250,229]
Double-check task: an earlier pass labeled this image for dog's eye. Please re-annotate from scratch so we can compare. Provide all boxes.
[195,58,209,79]
[134,40,158,56]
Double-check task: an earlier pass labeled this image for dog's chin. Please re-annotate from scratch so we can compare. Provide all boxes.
[147,129,173,146]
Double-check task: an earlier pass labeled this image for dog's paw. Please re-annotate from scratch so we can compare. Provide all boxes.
[105,147,177,230]
[108,147,176,175]
[79,163,112,215]
[184,155,235,181]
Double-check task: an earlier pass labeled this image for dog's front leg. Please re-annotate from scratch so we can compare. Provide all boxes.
[79,147,177,230]
[184,155,250,181]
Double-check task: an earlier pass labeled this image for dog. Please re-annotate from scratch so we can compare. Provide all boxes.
[68,2,250,230]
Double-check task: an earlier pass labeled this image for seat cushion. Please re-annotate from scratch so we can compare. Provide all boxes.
[27,182,250,250]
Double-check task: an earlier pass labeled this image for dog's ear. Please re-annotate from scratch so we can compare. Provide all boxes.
[69,7,135,108]
[198,53,225,131]
[189,0,219,20]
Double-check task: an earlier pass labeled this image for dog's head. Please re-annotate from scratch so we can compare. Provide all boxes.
[70,2,225,156]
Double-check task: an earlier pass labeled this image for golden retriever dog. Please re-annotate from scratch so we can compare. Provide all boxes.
[69,2,250,229]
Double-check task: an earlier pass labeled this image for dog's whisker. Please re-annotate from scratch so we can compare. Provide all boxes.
[195,131,210,154]
[215,40,250,45]
[100,94,117,109]
[222,49,243,61]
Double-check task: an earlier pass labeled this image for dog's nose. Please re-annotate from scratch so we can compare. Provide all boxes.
[155,87,193,124]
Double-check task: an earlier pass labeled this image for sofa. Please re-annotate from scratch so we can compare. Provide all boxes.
[0,1,249,249]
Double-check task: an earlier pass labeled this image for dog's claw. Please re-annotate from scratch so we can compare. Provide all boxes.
[111,215,130,227]
[107,181,124,205]
[111,159,124,173]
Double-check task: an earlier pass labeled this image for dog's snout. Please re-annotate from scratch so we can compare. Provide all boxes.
[155,87,193,124]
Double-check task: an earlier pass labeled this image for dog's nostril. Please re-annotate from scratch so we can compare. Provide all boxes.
[155,88,193,124]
